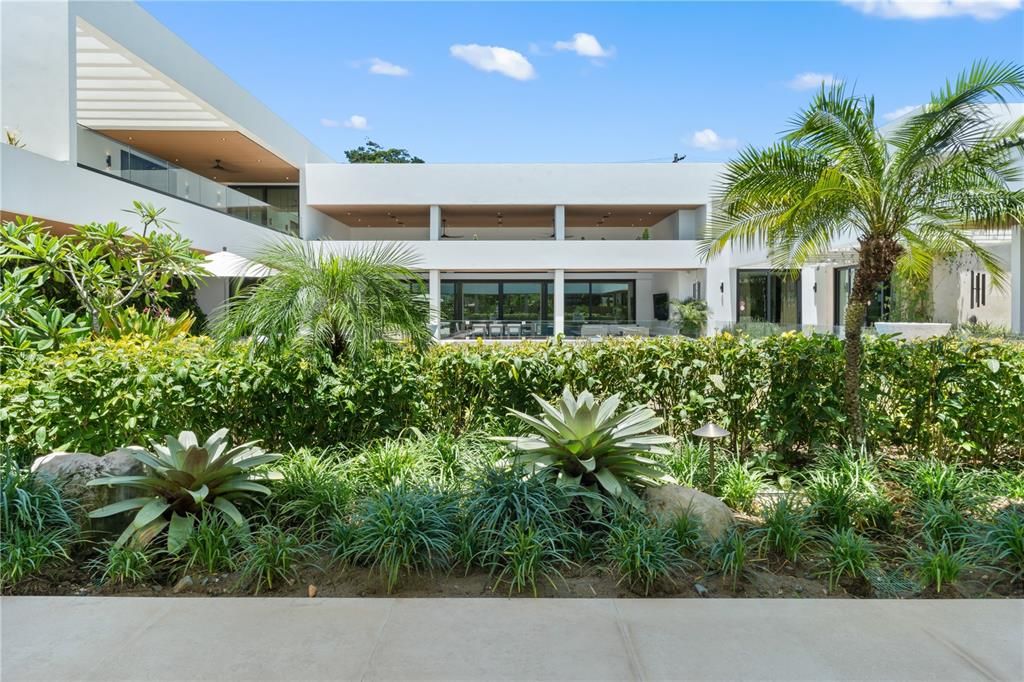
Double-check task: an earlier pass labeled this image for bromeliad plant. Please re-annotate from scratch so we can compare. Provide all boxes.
[496,388,674,515]
[87,429,281,553]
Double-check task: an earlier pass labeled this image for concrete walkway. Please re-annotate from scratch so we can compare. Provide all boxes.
[2,597,1021,681]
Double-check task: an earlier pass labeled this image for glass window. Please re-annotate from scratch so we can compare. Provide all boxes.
[502,282,542,320]
[440,282,456,321]
[461,282,500,321]
[834,267,888,327]
[565,282,590,323]
[590,282,633,322]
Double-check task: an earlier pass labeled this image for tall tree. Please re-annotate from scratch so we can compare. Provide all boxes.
[212,241,431,361]
[344,140,424,164]
[703,61,1024,442]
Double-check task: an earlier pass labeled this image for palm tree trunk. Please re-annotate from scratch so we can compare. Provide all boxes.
[843,236,902,446]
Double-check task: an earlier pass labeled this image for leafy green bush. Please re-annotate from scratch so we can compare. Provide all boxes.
[87,428,280,551]
[342,485,458,593]
[3,334,1022,465]
[497,388,673,515]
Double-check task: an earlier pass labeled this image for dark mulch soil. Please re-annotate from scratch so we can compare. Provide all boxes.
[7,555,1021,600]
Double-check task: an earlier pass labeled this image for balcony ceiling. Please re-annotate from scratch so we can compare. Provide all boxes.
[317,205,694,229]
[76,21,233,131]
[96,129,298,183]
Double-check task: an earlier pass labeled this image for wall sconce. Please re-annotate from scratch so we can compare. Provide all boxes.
[105,153,112,170]
[813,282,818,293]
[719,282,725,294]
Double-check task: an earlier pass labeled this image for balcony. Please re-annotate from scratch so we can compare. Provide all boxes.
[76,126,299,237]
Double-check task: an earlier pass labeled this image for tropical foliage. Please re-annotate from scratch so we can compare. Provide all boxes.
[0,203,207,335]
[211,240,432,361]
[496,388,673,514]
[87,428,280,552]
[703,61,1024,441]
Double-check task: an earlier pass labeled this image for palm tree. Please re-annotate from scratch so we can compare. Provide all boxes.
[212,240,432,361]
[703,61,1024,442]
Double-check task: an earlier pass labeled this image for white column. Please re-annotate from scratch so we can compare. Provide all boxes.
[676,209,697,240]
[801,265,819,330]
[428,269,441,338]
[1012,227,1023,334]
[553,269,565,336]
[554,205,565,240]
[429,205,441,241]
[704,250,734,334]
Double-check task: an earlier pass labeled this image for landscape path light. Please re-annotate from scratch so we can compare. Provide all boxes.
[692,422,730,495]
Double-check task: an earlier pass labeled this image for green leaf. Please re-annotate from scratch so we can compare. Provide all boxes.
[88,496,155,518]
[212,497,245,525]
[167,513,194,554]
[133,498,170,527]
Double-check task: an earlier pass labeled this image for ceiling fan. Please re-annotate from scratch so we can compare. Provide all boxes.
[210,159,239,173]
[440,218,463,239]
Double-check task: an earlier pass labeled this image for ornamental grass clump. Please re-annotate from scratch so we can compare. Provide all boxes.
[496,388,674,515]
[719,459,766,513]
[754,495,814,564]
[342,485,458,593]
[0,455,78,587]
[87,428,281,552]
[709,525,749,589]
[485,522,575,596]
[982,509,1024,582]
[822,528,877,591]
[605,515,688,596]
[236,523,317,594]
[905,539,976,593]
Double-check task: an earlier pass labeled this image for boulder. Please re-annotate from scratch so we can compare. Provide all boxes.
[645,484,735,541]
[31,450,146,533]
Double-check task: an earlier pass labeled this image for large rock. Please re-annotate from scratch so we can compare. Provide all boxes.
[31,450,146,533]
[645,484,735,541]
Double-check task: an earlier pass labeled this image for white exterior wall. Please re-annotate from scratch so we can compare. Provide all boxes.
[1,1,75,162]
[306,163,723,207]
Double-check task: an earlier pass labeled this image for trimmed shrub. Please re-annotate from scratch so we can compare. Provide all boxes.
[3,334,1022,466]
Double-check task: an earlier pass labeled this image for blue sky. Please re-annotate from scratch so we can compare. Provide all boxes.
[141,1,1024,163]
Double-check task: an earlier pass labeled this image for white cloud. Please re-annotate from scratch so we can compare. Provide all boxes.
[343,115,369,130]
[554,33,613,58]
[689,129,738,151]
[367,58,409,77]
[787,72,841,90]
[841,0,1021,20]
[883,104,920,120]
[450,44,536,80]
[322,115,368,130]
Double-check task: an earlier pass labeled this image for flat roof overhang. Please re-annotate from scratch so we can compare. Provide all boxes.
[305,163,724,208]
[316,204,699,229]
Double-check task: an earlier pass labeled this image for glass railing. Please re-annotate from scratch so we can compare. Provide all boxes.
[76,126,299,237]
[439,320,555,339]
[438,319,868,341]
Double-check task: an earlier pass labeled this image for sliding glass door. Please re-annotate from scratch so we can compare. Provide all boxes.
[736,270,800,326]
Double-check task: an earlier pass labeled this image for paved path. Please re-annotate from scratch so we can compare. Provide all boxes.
[2,597,1021,681]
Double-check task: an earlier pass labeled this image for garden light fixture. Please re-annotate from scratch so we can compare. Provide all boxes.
[692,421,730,495]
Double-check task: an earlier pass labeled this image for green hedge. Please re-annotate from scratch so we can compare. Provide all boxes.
[2,334,1021,464]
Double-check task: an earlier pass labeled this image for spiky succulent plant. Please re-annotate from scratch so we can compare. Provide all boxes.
[496,388,674,514]
[88,429,280,552]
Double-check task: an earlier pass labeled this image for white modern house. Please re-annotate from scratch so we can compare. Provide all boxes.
[3,0,1022,338]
